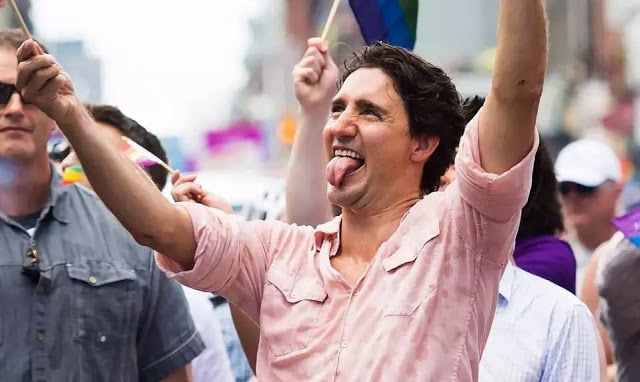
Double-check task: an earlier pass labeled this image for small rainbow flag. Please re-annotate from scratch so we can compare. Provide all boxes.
[349,0,418,50]
[612,208,640,248]
[118,136,172,172]
[62,165,84,186]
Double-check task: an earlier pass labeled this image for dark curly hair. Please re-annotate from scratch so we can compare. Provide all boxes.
[339,43,466,194]
[461,96,564,238]
[86,104,169,190]
[517,138,565,238]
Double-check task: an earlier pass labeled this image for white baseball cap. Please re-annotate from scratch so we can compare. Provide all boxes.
[555,139,622,187]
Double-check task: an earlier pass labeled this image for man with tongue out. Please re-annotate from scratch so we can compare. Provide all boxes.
[17,0,546,379]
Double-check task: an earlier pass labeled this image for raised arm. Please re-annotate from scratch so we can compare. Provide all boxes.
[286,38,338,226]
[480,0,547,174]
[15,41,196,268]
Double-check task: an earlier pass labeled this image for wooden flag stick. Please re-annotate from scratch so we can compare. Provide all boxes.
[7,0,44,55]
[157,160,175,174]
[321,0,342,41]
[7,0,32,39]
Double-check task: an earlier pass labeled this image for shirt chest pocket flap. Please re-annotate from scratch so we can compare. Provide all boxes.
[66,261,137,346]
[382,221,439,317]
[262,263,327,356]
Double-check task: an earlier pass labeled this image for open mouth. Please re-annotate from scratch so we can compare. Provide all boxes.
[326,148,365,187]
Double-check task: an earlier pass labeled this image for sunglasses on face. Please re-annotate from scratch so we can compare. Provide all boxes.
[0,81,30,106]
[558,182,599,197]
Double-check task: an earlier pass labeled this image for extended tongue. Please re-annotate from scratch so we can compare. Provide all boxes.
[326,156,362,187]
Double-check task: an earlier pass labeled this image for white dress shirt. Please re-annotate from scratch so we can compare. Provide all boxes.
[182,287,235,382]
[480,263,601,381]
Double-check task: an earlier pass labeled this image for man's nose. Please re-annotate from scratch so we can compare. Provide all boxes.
[330,113,357,138]
[2,93,25,118]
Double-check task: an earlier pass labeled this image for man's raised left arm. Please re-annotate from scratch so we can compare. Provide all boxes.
[480,0,547,174]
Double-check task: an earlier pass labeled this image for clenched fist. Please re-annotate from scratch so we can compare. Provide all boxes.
[16,40,82,128]
[292,37,339,113]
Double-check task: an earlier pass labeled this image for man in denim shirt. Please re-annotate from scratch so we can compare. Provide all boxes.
[0,29,204,381]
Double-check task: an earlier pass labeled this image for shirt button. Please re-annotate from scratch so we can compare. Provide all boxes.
[341,341,347,348]
[291,292,297,299]
[88,276,98,285]
[35,285,44,293]
[99,335,107,343]
[35,332,44,342]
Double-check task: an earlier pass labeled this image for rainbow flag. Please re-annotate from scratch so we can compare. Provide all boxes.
[612,208,640,248]
[62,165,84,185]
[349,0,418,50]
[118,137,165,168]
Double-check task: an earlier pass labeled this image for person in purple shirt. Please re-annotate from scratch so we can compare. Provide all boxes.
[513,138,577,294]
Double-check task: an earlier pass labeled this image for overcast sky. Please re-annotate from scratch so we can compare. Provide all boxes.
[33,0,265,137]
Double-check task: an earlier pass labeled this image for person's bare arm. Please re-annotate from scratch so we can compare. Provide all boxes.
[170,174,261,373]
[16,40,196,268]
[162,365,192,382]
[480,0,547,174]
[230,304,260,374]
[286,38,338,226]
[581,243,615,365]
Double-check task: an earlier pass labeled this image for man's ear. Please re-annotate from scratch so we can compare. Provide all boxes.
[410,136,440,163]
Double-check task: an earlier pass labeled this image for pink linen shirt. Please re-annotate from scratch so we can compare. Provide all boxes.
[157,111,539,381]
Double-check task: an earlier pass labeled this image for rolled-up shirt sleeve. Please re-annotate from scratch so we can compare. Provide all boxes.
[449,108,539,265]
[155,202,314,322]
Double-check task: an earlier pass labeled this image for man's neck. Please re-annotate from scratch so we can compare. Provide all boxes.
[340,197,420,262]
[575,222,616,251]
[0,157,51,217]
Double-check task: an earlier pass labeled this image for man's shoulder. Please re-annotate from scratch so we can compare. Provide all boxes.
[63,184,155,269]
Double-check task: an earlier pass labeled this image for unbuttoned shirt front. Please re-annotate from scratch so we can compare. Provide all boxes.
[158,111,539,381]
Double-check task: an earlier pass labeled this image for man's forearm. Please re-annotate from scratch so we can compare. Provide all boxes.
[479,0,547,174]
[60,108,196,265]
[285,109,333,226]
[492,0,547,101]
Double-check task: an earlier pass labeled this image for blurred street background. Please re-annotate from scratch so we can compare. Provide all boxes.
[5,0,640,207]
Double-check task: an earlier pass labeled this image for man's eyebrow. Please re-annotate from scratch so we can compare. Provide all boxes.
[355,99,389,117]
[331,97,346,108]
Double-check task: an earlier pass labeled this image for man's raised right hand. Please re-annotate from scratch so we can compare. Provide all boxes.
[292,37,339,114]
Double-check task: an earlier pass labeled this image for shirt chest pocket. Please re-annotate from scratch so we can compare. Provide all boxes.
[65,261,137,346]
[261,263,327,357]
[381,220,440,318]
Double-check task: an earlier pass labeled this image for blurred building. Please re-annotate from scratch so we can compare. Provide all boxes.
[46,40,102,104]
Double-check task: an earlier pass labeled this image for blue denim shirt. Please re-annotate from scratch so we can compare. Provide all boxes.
[0,168,204,381]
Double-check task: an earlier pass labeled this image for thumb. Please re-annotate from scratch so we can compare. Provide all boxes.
[170,170,181,185]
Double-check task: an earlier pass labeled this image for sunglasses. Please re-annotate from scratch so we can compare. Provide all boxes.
[558,182,599,197]
[20,246,41,284]
[0,81,30,106]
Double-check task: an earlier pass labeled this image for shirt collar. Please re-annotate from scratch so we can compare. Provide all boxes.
[312,199,441,270]
[314,216,342,256]
[499,262,516,303]
[45,163,70,224]
[0,162,70,226]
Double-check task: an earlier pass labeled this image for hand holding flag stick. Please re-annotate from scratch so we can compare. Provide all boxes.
[118,137,203,201]
[321,0,342,41]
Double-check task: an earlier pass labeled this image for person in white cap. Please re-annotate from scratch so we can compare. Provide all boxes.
[555,138,623,289]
